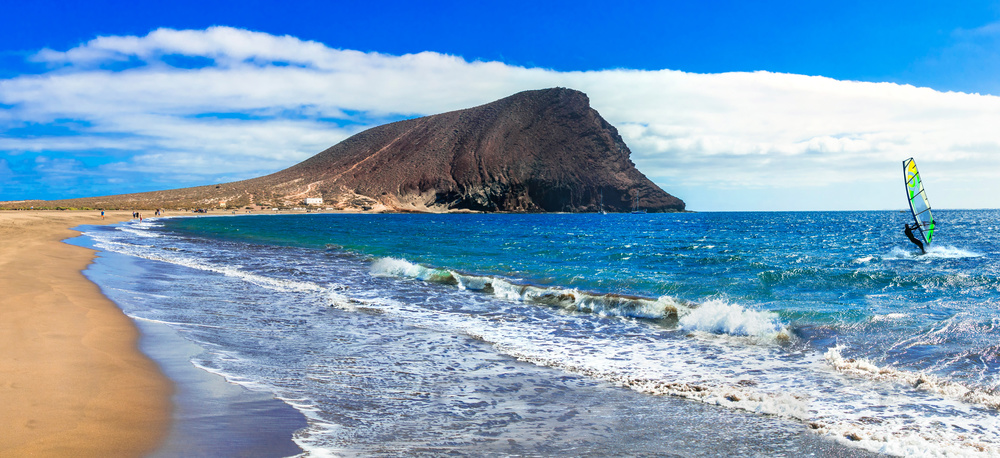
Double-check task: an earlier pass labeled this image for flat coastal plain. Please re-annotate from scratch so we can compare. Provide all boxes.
[0,210,171,457]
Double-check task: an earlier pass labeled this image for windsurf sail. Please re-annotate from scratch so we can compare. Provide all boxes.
[903,158,934,245]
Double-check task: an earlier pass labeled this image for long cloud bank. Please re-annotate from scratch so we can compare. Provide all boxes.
[2,26,998,210]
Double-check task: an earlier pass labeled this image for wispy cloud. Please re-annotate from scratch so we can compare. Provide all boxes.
[2,26,998,209]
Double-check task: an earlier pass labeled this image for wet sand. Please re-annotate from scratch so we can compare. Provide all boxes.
[127,316,307,457]
[0,210,171,456]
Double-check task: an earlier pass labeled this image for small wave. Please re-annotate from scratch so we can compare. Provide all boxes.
[170,258,325,293]
[117,224,164,238]
[371,257,458,285]
[824,346,1000,411]
[189,358,273,393]
[369,257,795,344]
[129,315,225,329]
[370,257,688,320]
[679,298,790,342]
[491,279,688,320]
[92,234,326,294]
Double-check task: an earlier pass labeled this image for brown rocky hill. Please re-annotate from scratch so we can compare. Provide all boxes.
[2,88,685,212]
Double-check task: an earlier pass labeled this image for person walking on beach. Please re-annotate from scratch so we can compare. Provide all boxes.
[904,223,925,254]
[100,210,105,220]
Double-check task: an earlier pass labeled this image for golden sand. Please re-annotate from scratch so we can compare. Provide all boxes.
[0,210,171,457]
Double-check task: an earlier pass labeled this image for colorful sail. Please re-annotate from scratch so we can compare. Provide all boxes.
[903,158,934,245]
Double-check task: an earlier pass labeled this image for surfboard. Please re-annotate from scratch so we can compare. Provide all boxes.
[903,158,934,245]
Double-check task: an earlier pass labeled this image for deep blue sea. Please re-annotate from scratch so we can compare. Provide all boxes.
[77,210,1000,456]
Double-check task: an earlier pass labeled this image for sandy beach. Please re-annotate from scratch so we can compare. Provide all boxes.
[0,210,171,457]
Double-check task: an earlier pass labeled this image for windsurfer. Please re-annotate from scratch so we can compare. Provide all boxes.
[904,223,925,254]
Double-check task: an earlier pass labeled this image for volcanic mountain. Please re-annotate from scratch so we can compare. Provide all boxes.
[4,88,685,212]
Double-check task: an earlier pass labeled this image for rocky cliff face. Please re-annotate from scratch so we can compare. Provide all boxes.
[249,87,684,212]
[4,88,685,212]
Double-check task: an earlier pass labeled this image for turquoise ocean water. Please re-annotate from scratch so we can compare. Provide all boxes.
[78,210,1000,456]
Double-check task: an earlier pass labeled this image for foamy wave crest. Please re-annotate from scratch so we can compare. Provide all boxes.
[211,264,325,292]
[370,257,457,284]
[369,257,689,320]
[679,299,790,342]
[825,346,1000,411]
[491,279,688,320]
[117,222,164,238]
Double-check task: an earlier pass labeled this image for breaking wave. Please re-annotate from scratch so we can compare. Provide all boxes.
[679,298,790,342]
[371,257,686,320]
[371,257,791,342]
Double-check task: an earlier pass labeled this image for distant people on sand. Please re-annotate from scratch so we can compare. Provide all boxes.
[904,223,925,254]
[100,210,105,220]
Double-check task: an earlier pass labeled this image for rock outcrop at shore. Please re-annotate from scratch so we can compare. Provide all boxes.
[2,88,685,213]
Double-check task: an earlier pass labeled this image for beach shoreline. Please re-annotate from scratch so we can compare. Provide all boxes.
[68,226,309,457]
[0,210,171,456]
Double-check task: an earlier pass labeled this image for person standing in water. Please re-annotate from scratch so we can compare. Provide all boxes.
[904,223,925,254]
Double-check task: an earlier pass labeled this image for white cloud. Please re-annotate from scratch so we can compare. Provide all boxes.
[3,26,1000,210]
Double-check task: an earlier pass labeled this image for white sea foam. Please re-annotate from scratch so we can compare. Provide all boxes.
[825,346,1000,410]
[129,315,225,329]
[324,286,812,423]
[324,274,1000,457]
[678,298,790,342]
[117,223,164,238]
[479,335,812,421]
[93,231,326,293]
[190,357,273,393]
[885,245,981,261]
[924,245,982,259]
[810,420,999,457]
[870,312,908,322]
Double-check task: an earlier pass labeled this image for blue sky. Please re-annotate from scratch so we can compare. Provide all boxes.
[2,0,1000,210]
